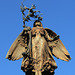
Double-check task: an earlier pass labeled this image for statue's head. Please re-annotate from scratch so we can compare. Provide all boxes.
[33,20,43,27]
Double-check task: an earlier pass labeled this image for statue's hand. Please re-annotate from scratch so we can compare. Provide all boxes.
[22,52,27,57]
[22,52,30,58]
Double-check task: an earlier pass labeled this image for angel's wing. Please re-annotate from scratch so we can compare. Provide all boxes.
[45,28,71,61]
[6,29,29,61]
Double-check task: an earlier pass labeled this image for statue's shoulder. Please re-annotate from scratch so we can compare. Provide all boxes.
[32,27,44,29]
[31,27,45,33]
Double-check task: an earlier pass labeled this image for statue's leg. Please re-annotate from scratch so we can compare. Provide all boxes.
[39,71,42,75]
[35,71,42,75]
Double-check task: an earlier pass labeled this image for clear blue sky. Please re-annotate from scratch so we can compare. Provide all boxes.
[0,0,74,75]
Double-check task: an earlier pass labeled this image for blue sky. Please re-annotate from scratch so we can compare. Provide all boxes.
[0,0,74,75]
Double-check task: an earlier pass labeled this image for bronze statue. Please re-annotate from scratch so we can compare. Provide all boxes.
[6,20,71,75]
[6,3,71,75]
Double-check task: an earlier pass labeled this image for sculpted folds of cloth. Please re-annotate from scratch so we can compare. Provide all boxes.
[6,20,71,75]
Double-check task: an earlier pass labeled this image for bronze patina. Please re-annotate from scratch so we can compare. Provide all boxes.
[6,4,71,75]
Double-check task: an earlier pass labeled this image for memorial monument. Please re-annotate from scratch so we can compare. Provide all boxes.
[6,3,71,75]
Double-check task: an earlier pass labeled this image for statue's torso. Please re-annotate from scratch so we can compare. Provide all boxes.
[31,27,56,72]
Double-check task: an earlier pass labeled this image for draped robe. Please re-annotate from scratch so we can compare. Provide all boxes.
[6,26,71,75]
[30,27,57,74]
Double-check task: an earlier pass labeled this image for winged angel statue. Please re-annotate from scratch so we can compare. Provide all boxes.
[6,20,71,75]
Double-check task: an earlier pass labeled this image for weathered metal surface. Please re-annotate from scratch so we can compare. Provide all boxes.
[6,21,71,75]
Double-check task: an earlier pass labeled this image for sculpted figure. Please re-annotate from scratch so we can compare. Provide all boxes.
[6,20,71,75]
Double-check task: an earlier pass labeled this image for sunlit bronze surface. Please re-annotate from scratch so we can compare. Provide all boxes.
[6,21,71,75]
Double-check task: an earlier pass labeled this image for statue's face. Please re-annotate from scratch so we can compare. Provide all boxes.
[35,22,42,27]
